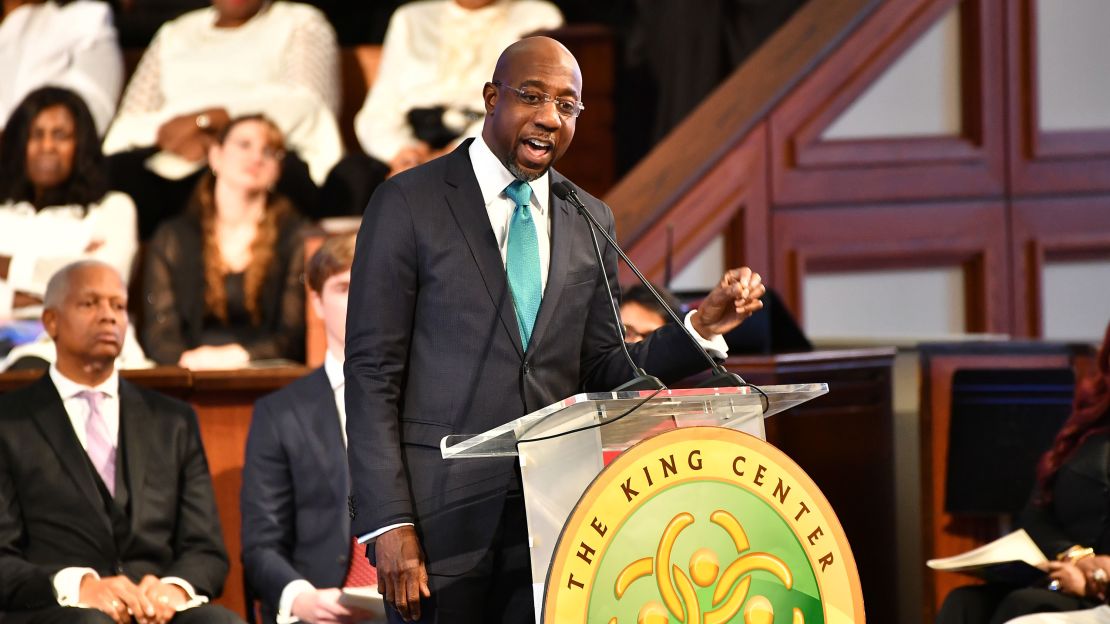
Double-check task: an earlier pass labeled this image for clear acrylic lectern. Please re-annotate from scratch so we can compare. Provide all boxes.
[439,383,828,622]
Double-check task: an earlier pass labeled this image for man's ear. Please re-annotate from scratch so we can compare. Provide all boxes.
[482,82,499,114]
[42,308,58,340]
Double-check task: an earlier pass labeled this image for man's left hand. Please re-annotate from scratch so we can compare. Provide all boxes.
[690,267,765,340]
[138,575,189,624]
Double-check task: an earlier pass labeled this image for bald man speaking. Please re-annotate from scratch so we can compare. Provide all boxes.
[344,37,765,623]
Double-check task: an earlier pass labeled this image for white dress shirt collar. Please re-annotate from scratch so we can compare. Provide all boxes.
[323,350,347,447]
[469,136,554,293]
[469,136,549,215]
[49,363,119,402]
[323,349,344,392]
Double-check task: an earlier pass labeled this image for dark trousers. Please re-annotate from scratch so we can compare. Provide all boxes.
[1,604,245,624]
[387,492,533,624]
[936,584,1097,624]
[106,147,320,240]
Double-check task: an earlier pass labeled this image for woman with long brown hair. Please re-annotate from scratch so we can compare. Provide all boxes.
[938,321,1110,623]
[142,114,306,369]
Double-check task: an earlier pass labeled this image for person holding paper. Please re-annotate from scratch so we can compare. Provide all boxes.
[241,234,382,623]
[937,321,1110,623]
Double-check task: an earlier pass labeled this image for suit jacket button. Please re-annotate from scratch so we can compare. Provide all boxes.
[523,361,531,375]
[338,554,347,564]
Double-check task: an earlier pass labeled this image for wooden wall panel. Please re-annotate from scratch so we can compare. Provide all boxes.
[772,201,1012,334]
[1010,195,1110,337]
[622,123,769,285]
[1007,0,1110,195]
[769,0,1005,206]
[607,0,882,246]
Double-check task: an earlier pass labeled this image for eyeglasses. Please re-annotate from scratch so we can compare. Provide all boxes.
[491,81,585,119]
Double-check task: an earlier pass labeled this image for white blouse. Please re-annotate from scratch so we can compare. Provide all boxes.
[0,191,138,320]
[0,0,124,136]
[102,1,342,184]
[355,0,563,163]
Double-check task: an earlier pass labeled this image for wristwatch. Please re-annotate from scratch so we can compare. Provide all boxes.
[195,113,212,130]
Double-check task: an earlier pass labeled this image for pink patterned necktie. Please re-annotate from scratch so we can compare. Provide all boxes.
[77,390,116,497]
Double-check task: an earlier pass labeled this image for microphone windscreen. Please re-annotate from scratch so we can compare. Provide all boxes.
[551,181,573,200]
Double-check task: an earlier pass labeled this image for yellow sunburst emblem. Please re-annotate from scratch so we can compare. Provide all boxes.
[611,510,803,624]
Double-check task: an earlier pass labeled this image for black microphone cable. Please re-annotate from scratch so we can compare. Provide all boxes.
[580,207,666,391]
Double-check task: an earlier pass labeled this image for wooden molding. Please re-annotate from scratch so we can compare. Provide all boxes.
[772,201,1012,334]
[1010,196,1110,337]
[607,0,882,247]
[770,0,1006,205]
[1007,0,1110,194]
[621,124,769,285]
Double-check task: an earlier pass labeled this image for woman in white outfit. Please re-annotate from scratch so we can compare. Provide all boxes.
[0,0,123,136]
[0,87,137,325]
[103,0,341,236]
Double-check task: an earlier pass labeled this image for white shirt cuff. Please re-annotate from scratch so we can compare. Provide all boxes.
[161,576,208,611]
[277,579,316,624]
[684,310,729,359]
[53,567,98,606]
[358,522,415,544]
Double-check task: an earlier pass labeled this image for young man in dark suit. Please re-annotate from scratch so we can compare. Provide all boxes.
[344,36,766,623]
[0,260,241,624]
[241,235,379,624]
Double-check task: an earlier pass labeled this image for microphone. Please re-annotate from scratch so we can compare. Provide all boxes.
[552,181,748,389]
[551,183,663,391]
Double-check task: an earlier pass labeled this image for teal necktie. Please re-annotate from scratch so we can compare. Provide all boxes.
[504,179,541,348]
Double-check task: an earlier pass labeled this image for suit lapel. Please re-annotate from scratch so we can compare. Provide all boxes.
[118,380,149,525]
[292,369,350,505]
[528,170,576,350]
[443,141,525,359]
[30,375,114,533]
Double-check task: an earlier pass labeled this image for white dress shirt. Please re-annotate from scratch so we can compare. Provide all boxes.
[0,191,138,321]
[0,0,124,135]
[469,134,552,292]
[103,1,342,184]
[275,350,348,623]
[354,0,563,163]
[47,365,206,610]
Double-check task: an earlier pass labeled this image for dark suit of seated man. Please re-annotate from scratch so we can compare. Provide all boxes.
[241,234,379,624]
[0,260,243,624]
